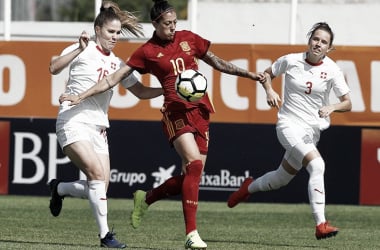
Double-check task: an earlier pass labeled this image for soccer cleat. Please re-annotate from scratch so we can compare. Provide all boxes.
[100,231,127,248]
[227,177,253,208]
[315,221,339,240]
[48,179,64,217]
[130,190,149,229]
[184,230,207,249]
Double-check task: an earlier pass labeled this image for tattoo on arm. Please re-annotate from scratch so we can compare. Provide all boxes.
[203,51,249,77]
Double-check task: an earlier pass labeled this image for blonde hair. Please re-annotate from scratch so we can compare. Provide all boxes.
[101,1,144,37]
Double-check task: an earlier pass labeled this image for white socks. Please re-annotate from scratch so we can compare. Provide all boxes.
[247,157,327,226]
[306,157,326,225]
[88,180,109,238]
[57,180,88,199]
[248,165,294,193]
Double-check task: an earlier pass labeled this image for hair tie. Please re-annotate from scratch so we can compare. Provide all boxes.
[153,7,174,21]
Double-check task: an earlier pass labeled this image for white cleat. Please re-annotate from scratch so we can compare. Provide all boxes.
[184,230,207,249]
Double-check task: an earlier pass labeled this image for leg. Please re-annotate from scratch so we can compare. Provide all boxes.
[174,133,207,249]
[64,141,126,248]
[49,179,89,216]
[249,158,297,192]
[173,133,204,234]
[304,152,338,239]
[64,142,109,236]
[57,180,89,198]
[49,139,104,218]
[130,173,186,229]
[227,156,297,208]
[305,153,326,225]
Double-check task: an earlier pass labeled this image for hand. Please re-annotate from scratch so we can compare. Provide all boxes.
[79,31,90,50]
[248,72,266,82]
[318,106,334,118]
[257,72,267,83]
[59,93,81,106]
[266,89,281,109]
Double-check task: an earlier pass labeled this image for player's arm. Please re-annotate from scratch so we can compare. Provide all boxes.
[49,31,90,75]
[318,93,352,118]
[261,67,281,109]
[202,50,266,82]
[127,82,163,99]
[59,65,134,105]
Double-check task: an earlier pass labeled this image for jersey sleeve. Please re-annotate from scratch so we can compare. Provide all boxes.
[120,72,138,89]
[332,67,350,97]
[127,46,148,74]
[115,57,138,89]
[271,54,289,77]
[192,32,211,59]
[60,43,80,56]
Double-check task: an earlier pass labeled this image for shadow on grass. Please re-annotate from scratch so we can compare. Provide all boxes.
[205,238,322,249]
[0,239,172,250]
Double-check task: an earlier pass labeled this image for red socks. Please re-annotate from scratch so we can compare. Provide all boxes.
[145,175,185,205]
[143,159,203,235]
[182,160,203,234]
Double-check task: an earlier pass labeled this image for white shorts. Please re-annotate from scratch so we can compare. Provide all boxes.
[276,118,320,166]
[56,119,109,155]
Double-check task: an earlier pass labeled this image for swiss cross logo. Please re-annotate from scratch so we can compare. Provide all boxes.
[111,62,117,70]
[320,72,327,79]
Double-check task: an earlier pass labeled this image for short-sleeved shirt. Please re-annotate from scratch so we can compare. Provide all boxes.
[127,30,214,113]
[272,52,350,130]
[57,41,138,128]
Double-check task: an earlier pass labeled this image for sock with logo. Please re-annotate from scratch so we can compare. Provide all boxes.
[182,160,203,234]
[248,164,294,193]
[306,157,326,225]
[58,180,88,199]
[145,175,184,205]
[88,180,109,238]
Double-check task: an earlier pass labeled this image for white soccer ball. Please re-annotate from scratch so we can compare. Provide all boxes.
[175,69,207,102]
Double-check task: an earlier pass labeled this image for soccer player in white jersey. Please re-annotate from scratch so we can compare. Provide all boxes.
[47,1,162,248]
[227,22,352,240]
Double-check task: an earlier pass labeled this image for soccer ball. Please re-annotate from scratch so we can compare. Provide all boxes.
[175,69,207,102]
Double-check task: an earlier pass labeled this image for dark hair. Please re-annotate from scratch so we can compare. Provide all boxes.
[150,0,175,21]
[94,1,143,37]
[307,22,335,47]
[94,5,119,31]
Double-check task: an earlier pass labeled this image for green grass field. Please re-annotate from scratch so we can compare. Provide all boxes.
[0,195,379,250]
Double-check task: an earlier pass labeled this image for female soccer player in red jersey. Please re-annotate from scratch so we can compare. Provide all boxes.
[60,0,265,248]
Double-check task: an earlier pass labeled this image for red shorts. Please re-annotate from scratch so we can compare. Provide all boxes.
[161,108,210,154]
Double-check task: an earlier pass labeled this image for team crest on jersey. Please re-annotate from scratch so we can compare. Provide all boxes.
[175,119,185,130]
[180,41,191,52]
[320,72,327,79]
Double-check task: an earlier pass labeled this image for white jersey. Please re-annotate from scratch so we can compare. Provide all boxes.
[272,52,350,130]
[57,41,137,127]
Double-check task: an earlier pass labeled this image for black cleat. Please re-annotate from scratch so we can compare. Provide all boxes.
[48,179,64,217]
[100,231,127,248]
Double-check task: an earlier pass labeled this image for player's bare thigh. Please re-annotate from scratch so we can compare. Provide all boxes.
[63,141,109,182]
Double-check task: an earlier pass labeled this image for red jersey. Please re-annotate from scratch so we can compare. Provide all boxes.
[127,30,214,112]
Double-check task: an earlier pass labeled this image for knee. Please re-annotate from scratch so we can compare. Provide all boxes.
[306,157,325,177]
[185,160,203,178]
[86,168,106,181]
[275,165,295,188]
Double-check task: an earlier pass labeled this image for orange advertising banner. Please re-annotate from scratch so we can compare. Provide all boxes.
[0,41,379,126]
